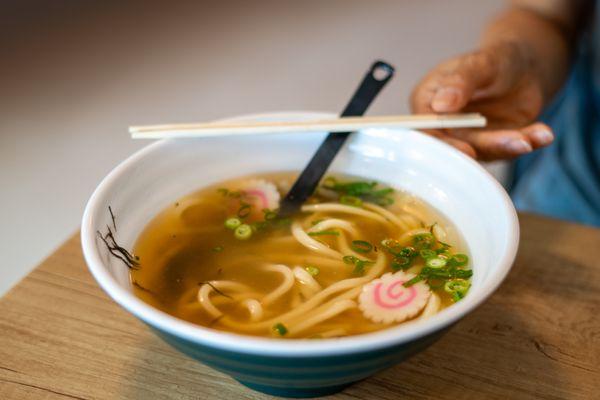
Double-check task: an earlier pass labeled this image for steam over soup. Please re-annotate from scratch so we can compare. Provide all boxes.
[130,173,472,338]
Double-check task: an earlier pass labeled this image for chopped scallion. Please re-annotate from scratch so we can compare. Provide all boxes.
[426,257,447,269]
[444,279,471,302]
[263,209,277,220]
[340,195,363,207]
[234,224,252,240]
[351,240,373,253]
[305,266,320,276]
[224,217,242,230]
[412,233,436,249]
[342,255,373,275]
[308,230,340,237]
[391,256,411,271]
[343,255,358,265]
[448,253,469,267]
[353,261,368,275]
[273,323,288,336]
[321,177,395,206]
[399,246,417,258]
[427,278,445,289]
[237,203,252,218]
[419,249,437,260]
[380,238,403,256]
[403,275,424,287]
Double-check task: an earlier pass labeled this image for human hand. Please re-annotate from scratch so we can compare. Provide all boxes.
[411,42,554,160]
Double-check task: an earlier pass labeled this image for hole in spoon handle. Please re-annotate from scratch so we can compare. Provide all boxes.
[340,60,395,117]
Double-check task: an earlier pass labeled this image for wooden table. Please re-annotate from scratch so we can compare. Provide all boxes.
[1,213,598,399]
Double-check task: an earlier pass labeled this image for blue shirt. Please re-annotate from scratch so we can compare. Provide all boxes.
[511,7,600,227]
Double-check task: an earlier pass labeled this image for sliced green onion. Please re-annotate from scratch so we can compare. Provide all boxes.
[391,256,411,271]
[375,196,394,206]
[380,238,403,256]
[426,257,447,269]
[305,266,320,276]
[308,230,340,237]
[444,279,471,302]
[311,219,324,226]
[224,217,241,230]
[273,217,292,227]
[372,187,394,197]
[272,323,288,336]
[321,178,394,207]
[343,255,358,265]
[399,246,416,258]
[237,203,252,218]
[263,209,277,220]
[419,249,437,260]
[342,255,373,274]
[448,253,469,267]
[212,245,224,252]
[234,224,252,240]
[403,275,424,287]
[353,260,371,275]
[351,240,373,253]
[427,278,445,290]
[340,195,363,207]
[412,233,436,249]
[452,269,473,279]
[251,221,268,232]
[421,267,451,279]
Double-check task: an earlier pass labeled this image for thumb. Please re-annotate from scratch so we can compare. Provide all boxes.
[430,50,500,113]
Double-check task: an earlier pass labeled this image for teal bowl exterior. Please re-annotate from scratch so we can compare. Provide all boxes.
[153,326,448,397]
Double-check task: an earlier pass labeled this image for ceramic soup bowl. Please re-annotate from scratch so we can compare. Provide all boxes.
[81,112,518,397]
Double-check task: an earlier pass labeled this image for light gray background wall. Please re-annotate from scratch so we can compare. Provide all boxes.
[0,0,504,295]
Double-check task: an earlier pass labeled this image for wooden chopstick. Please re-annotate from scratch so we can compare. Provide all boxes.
[129,113,486,139]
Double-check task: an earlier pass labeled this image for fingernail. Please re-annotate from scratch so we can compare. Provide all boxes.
[432,87,461,111]
[530,129,554,145]
[505,139,533,154]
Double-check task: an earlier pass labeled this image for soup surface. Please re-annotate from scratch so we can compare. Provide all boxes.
[130,172,472,338]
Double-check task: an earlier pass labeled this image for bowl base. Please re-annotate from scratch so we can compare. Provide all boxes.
[237,379,356,398]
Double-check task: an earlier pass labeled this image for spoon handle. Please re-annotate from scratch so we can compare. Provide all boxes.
[279,61,395,216]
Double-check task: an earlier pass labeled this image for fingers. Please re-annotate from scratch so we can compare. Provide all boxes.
[411,43,526,115]
[440,137,477,159]
[420,129,477,159]
[411,50,499,114]
[446,122,554,161]
[522,122,555,148]
[431,52,498,112]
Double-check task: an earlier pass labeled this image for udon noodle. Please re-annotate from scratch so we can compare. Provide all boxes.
[131,172,472,338]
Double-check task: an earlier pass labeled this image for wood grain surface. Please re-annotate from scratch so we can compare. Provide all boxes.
[0,213,598,399]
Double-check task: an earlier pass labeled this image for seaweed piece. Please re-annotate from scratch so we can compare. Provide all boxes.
[97,210,140,270]
[108,205,117,231]
[132,280,160,299]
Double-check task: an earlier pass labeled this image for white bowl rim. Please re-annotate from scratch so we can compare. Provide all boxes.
[81,111,519,357]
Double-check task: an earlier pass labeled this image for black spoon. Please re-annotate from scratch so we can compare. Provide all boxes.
[278,60,395,217]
